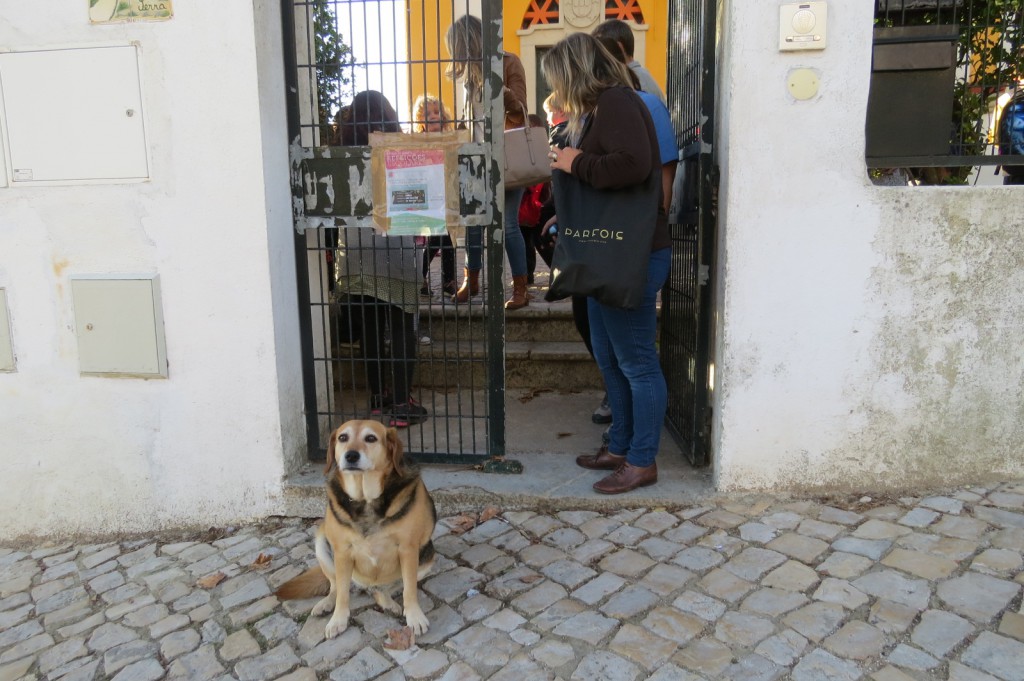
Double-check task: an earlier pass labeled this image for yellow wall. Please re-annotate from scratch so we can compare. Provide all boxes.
[407,0,668,119]
[504,0,667,93]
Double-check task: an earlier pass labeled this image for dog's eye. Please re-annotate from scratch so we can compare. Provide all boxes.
[365,434,378,443]
[338,433,349,443]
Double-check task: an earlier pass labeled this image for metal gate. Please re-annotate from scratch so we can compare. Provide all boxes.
[281,0,508,463]
[661,0,718,467]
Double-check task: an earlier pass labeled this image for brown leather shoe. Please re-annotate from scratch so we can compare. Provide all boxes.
[576,445,625,470]
[593,462,658,494]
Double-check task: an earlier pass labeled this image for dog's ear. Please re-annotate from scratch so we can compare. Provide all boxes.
[386,427,404,476]
[325,426,339,475]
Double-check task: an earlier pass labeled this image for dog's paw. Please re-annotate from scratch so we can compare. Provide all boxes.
[405,607,429,635]
[372,590,402,615]
[311,595,334,616]
[324,610,350,639]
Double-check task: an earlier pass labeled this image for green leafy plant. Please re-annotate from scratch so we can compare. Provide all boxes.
[313,0,356,143]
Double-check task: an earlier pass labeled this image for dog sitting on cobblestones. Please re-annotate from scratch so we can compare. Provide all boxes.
[275,420,437,638]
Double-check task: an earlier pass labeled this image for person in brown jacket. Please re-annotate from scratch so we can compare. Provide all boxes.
[445,14,531,309]
[543,33,670,494]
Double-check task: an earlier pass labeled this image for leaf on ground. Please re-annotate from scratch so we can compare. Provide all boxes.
[383,626,415,650]
[478,506,501,523]
[251,553,272,568]
[556,431,573,438]
[520,573,543,584]
[447,514,478,534]
[197,571,226,589]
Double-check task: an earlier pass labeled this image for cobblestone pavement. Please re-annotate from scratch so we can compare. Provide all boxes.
[2,481,1023,681]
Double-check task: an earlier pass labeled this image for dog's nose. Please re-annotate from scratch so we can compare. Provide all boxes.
[344,450,360,464]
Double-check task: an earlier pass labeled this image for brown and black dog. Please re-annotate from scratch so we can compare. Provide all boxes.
[275,420,436,638]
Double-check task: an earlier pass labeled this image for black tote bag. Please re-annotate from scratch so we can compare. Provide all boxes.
[543,166,659,309]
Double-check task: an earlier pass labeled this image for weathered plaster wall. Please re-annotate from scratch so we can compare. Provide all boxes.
[712,0,1024,491]
[0,1,304,539]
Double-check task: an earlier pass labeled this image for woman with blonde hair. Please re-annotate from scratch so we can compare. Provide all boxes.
[411,94,457,296]
[543,33,670,494]
[445,14,532,309]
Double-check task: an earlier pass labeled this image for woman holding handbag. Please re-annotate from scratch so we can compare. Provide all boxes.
[543,33,671,494]
[445,13,531,309]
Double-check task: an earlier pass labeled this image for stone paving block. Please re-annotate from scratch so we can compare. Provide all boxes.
[766,533,829,563]
[936,572,1022,622]
[634,510,680,534]
[329,646,391,681]
[831,537,893,561]
[570,538,614,565]
[166,643,225,680]
[714,611,775,648]
[572,572,626,605]
[698,529,745,557]
[791,648,862,681]
[898,508,940,528]
[920,496,964,514]
[852,569,931,610]
[974,506,1024,530]
[543,527,587,550]
[640,606,705,645]
[571,649,641,681]
[854,519,913,540]
[761,512,804,531]
[647,662,706,681]
[518,544,567,569]
[672,546,724,573]
[823,620,886,660]
[783,602,848,642]
[932,515,990,539]
[529,598,586,632]
[698,567,754,603]
[755,628,809,667]
[530,638,575,669]
[998,610,1024,641]
[673,636,733,677]
[672,590,727,622]
[881,547,959,581]
[609,622,678,670]
[798,518,845,541]
[869,599,920,635]
[741,587,809,617]
[886,643,939,671]
[220,629,261,662]
[604,525,649,546]
[695,509,746,529]
[598,548,655,577]
[970,548,1023,576]
[723,547,788,582]
[947,660,1002,681]
[910,609,974,658]
[540,559,596,589]
[819,507,865,525]
[639,563,694,596]
[864,505,907,521]
[578,516,621,539]
[817,552,875,580]
[960,631,1024,681]
[762,560,820,592]
[898,532,979,561]
[600,585,660,619]
[511,580,568,615]
[870,666,918,681]
[637,536,684,561]
[424,567,486,602]
[812,578,869,610]
[663,521,710,544]
[739,522,778,544]
[552,611,618,645]
[720,652,785,681]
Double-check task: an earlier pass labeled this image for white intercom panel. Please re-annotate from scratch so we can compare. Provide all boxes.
[780,2,828,52]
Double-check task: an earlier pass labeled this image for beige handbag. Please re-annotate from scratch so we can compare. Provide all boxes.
[504,102,552,189]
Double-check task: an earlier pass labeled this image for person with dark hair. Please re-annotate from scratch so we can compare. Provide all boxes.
[332,91,427,428]
[445,14,532,309]
[543,33,670,494]
[592,18,666,103]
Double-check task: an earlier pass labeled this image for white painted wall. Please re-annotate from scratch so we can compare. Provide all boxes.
[712,0,1024,491]
[0,1,305,539]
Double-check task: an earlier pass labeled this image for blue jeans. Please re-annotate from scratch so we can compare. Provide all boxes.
[588,247,670,468]
[464,187,528,276]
